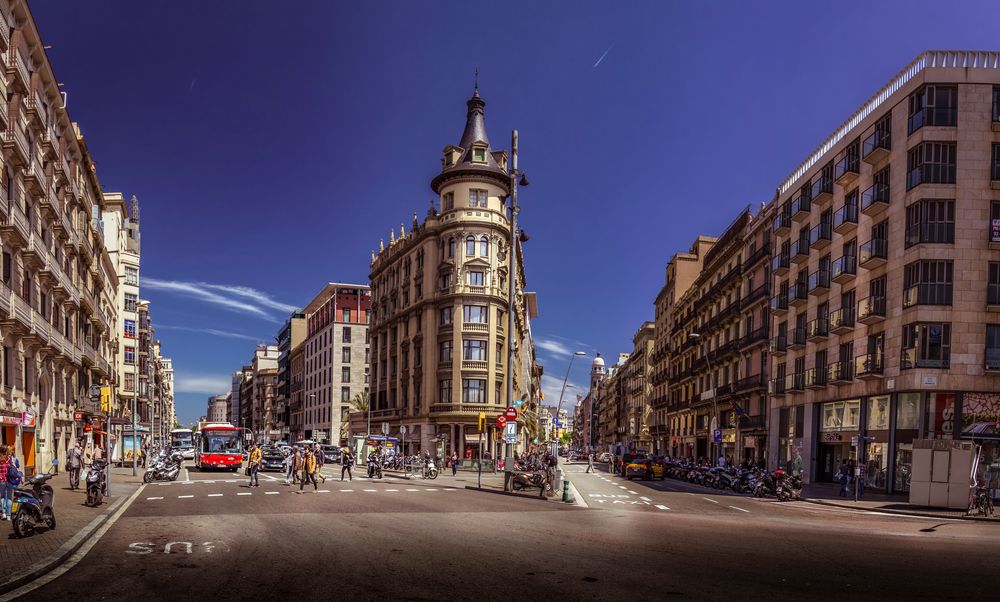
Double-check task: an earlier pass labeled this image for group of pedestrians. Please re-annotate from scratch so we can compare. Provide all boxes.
[246,442,343,493]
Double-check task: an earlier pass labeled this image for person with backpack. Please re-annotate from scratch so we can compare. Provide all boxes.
[68,440,83,490]
[0,446,11,521]
[314,444,327,484]
[341,446,354,481]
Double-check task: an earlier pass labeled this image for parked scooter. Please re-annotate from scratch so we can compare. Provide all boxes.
[86,460,108,507]
[143,451,184,483]
[367,453,383,479]
[422,457,439,480]
[775,470,803,501]
[511,470,553,498]
[11,473,56,538]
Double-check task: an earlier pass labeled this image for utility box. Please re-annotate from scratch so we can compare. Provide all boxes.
[908,439,974,509]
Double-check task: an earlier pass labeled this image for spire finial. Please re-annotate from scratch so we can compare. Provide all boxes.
[474,68,479,94]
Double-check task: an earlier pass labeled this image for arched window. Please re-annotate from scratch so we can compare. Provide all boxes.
[466,235,475,256]
[480,235,489,257]
[448,238,455,258]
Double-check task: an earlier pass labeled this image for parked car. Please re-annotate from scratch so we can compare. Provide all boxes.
[261,449,286,472]
[320,445,342,463]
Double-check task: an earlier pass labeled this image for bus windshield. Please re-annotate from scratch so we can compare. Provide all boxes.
[171,430,193,448]
[202,430,241,453]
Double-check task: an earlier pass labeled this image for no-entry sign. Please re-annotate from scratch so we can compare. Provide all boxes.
[505,407,517,421]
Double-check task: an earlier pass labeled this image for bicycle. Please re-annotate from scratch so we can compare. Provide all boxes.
[968,485,995,517]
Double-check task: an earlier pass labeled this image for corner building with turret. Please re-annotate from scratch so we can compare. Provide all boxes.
[367,89,542,459]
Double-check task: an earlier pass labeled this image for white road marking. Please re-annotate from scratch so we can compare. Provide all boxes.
[655,504,670,510]
[364,489,377,492]
[237,492,252,496]
[202,480,215,484]
[426,488,438,491]
[178,495,194,499]
[406,488,419,492]
[729,506,750,513]
[146,497,163,501]
[340,489,354,492]
[385,489,398,492]
[207,494,223,497]
[618,485,627,489]
[640,496,651,502]
[628,490,638,494]
[184,468,190,482]
[703,497,720,504]
[265,491,279,495]
[262,473,279,481]
[317,490,330,493]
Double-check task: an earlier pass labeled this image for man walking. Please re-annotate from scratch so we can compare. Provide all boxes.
[299,449,318,493]
[341,446,354,481]
[68,440,83,490]
[585,452,595,473]
[314,444,327,484]
[247,443,262,488]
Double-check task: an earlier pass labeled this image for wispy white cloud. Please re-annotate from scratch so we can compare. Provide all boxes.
[540,373,586,417]
[174,373,231,395]
[142,277,296,321]
[157,324,262,342]
[593,42,615,68]
[536,337,572,358]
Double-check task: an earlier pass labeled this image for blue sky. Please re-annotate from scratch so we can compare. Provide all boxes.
[31,0,1000,424]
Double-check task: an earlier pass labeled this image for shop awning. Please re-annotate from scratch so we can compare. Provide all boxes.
[961,422,1000,443]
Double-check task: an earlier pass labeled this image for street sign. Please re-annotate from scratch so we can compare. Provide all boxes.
[400,425,407,436]
[504,407,517,421]
[513,398,524,408]
[713,429,722,444]
[504,421,517,444]
[851,435,859,446]
[381,422,389,435]
[496,415,507,429]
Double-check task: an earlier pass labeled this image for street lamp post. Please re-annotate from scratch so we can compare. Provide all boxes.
[503,129,528,491]
[689,333,719,465]
[553,352,586,457]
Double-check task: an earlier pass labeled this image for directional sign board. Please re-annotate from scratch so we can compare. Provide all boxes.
[504,421,518,444]
[505,407,517,421]
[496,415,507,429]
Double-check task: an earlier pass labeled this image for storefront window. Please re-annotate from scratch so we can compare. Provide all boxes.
[925,393,956,439]
[867,396,890,430]
[821,402,844,431]
[843,400,861,429]
[894,392,921,493]
[896,393,920,430]
[866,442,889,490]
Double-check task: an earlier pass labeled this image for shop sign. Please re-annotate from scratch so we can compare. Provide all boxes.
[1,415,20,425]
[823,433,842,442]
[742,436,756,447]
[22,411,36,428]
[992,218,1000,243]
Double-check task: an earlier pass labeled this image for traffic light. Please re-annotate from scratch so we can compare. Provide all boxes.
[100,386,111,413]
[477,412,486,433]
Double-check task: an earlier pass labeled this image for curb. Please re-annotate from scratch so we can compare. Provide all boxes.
[803,497,999,522]
[566,480,587,508]
[0,483,146,596]
[463,485,553,502]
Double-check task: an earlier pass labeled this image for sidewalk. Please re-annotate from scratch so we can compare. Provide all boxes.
[0,467,146,594]
[802,482,998,522]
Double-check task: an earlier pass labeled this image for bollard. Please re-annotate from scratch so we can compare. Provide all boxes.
[562,479,570,503]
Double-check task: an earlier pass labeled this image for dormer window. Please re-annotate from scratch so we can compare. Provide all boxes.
[473,147,486,162]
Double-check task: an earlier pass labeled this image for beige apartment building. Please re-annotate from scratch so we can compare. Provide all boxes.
[0,1,128,475]
[302,283,370,445]
[367,88,541,459]
[765,50,1000,493]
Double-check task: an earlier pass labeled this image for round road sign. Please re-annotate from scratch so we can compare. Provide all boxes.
[504,407,517,421]
[496,415,507,429]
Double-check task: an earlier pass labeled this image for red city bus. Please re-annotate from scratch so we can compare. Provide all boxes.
[194,423,245,471]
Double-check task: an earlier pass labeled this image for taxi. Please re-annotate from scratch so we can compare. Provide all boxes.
[625,457,666,481]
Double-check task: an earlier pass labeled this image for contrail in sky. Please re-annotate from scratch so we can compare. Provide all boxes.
[593,42,615,68]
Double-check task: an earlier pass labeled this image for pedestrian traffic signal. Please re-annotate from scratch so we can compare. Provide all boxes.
[477,412,486,433]
[100,386,111,413]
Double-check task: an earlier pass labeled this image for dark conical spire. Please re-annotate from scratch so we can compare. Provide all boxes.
[459,89,489,148]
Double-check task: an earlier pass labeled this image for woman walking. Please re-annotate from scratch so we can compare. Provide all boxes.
[0,446,11,521]
[299,449,318,493]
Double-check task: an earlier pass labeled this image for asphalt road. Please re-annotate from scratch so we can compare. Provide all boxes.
[15,462,999,600]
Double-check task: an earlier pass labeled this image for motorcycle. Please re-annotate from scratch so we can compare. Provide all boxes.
[367,453,383,479]
[510,470,553,498]
[86,460,108,507]
[752,469,776,498]
[775,470,803,501]
[143,452,184,483]
[422,457,439,480]
[11,473,56,538]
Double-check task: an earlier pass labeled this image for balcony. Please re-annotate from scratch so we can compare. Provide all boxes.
[0,204,30,247]
[769,293,788,315]
[770,335,787,356]
[461,322,488,333]
[834,147,860,186]
[42,125,58,158]
[901,349,949,370]
[986,350,1000,372]
[908,106,957,134]
[862,128,890,164]
[430,403,500,416]
[790,239,810,265]
[860,182,889,216]
[805,367,827,389]
[827,361,853,384]
[0,95,7,131]
[810,222,832,250]
[460,359,489,371]
[855,354,884,379]
[788,283,808,308]
[770,377,786,396]
[743,283,770,307]
[857,295,886,324]
[773,210,791,234]
[24,159,47,196]
[808,270,830,295]
[742,243,770,271]
[6,47,29,93]
[831,256,856,285]
[903,283,953,309]
[787,327,806,349]
[772,253,790,275]
[1,127,29,166]
[790,192,812,223]
[734,374,766,393]
[858,239,887,269]
[829,306,855,334]
[810,173,833,206]
[833,203,858,235]
[807,317,828,341]
[739,326,768,349]
[790,372,805,392]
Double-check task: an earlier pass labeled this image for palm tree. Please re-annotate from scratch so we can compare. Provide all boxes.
[349,391,370,414]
